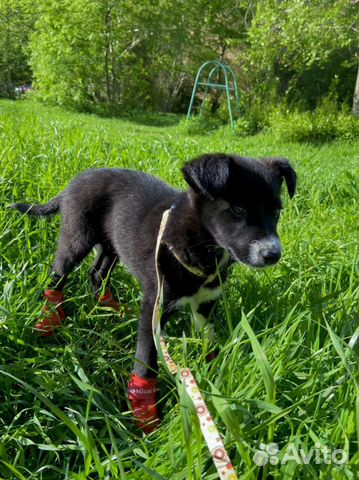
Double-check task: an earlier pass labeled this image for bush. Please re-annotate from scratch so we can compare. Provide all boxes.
[241,0,358,112]
[183,98,227,135]
[183,95,359,142]
[268,105,359,143]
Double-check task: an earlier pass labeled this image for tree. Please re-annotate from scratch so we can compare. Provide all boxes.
[3,0,357,114]
[28,0,255,111]
[0,0,35,97]
[240,0,359,111]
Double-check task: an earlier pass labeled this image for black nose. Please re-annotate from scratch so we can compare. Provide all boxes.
[263,250,281,265]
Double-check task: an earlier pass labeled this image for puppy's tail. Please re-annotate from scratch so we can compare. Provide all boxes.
[11,195,61,217]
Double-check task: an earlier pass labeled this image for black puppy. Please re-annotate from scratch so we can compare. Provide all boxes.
[12,153,296,432]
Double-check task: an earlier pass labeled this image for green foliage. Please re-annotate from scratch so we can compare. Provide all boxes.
[184,99,359,143]
[241,0,359,111]
[268,104,359,143]
[30,0,121,109]
[0,0,35,97]
[29,0,247,111]
[0,100,359,478]
[2,0,358,118]
[184,98,230,135]
[234,101,273,136]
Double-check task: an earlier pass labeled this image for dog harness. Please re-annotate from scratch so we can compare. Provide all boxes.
[152,208,238,480]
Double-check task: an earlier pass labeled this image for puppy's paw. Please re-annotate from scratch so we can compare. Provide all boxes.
[97,290,126,314]
[205,348,220,363]
[35,289,65,337]
[128,374,160,434]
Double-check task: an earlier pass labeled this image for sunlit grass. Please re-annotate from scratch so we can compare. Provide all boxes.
[0,99,358,479]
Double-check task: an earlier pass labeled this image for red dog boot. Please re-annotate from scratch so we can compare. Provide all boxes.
[35,289,65,337]
[128,374,160,434]
[97,290,121,312]
[205,349,219,363]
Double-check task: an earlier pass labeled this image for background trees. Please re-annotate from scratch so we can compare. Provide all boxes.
[243,0,358,110]
[0,0,358,116]
[0,0,35,97]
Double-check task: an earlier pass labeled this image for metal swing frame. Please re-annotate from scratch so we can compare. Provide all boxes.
[186,60,240,129]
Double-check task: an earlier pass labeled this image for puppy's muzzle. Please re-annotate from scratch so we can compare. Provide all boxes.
[249,236,282,267]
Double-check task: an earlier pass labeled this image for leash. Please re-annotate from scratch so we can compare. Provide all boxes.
[152,208,238,480]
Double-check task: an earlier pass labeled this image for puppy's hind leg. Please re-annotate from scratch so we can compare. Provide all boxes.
[36,221,96,336]
[90,243,121,312]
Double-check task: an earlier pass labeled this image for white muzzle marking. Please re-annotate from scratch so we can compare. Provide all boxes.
[249,235,282,266]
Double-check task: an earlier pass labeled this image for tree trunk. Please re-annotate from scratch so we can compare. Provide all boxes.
[104,8,111,104]
[352,61,359,116]
[5,0,14,97]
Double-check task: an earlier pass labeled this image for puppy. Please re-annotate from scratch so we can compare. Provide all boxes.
[12,153,296,432]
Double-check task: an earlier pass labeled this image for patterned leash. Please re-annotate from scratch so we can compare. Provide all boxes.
[152,208,238,480]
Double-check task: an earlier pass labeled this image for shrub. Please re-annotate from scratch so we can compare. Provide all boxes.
[183,98,227,135]
[268,105,359,143]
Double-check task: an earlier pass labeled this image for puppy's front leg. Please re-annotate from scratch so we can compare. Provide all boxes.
[133,296,158,378]
[128,294,160,433]
[191,300,216,340]
[191,300,219,362]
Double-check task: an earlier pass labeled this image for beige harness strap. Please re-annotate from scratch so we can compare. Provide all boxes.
[152,209,238,480]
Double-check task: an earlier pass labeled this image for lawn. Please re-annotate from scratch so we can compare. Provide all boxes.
[0,99,358,479]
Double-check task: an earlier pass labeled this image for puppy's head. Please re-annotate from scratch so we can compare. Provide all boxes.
[182,153,296,268]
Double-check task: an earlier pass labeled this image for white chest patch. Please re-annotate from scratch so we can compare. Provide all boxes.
[178,285,222,339]
[174,252,229,340]
[178,285,222,310]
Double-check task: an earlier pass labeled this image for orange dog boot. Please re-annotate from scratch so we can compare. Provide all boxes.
[35,289,65,337]
[128,374,160,434]
[97,290,121,312]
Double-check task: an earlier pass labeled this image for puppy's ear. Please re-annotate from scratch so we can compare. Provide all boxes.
[267,158,297,199]
[182,153,232,198]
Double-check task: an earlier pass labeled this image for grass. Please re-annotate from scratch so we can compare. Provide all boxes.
[0,99,358,479]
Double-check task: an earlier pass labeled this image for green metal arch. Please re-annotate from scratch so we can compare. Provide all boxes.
[186,61,240,128]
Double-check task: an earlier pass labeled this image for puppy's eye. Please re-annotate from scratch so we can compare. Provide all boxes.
[230,206,246,218]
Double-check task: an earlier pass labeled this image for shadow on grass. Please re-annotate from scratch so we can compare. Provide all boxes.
[85,102,183,127]
[27,99,184,128]
[123,112,183,128]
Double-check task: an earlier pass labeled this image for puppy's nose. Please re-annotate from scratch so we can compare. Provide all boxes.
[263,249,281,265]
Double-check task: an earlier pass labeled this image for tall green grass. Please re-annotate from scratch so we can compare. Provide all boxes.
[0,100,358,479]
